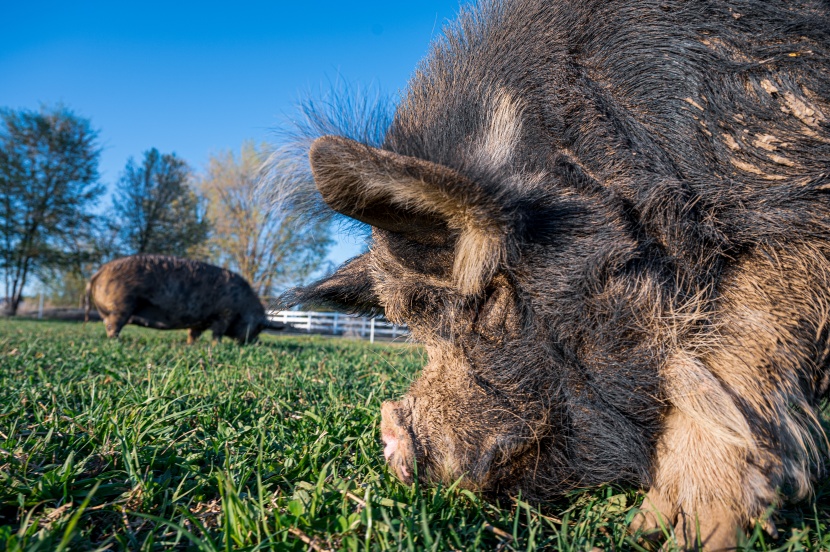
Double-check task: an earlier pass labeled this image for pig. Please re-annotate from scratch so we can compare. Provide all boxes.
[277,0,830,549]
[85,255,270,344]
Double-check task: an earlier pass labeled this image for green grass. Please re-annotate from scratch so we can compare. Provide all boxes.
[0,319,828,551]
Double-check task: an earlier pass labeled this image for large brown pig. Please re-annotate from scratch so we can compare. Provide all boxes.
[85,255,269,344]
[276,0,830,549]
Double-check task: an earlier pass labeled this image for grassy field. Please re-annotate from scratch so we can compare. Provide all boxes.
[1,319,829,551]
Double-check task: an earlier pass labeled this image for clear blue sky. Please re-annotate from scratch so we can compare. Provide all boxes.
[0,0,462,266]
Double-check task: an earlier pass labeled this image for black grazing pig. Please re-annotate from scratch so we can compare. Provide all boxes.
[278,0,830,549]
[86,255,269,344]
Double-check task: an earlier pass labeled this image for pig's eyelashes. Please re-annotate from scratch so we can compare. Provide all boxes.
[473,286,511,343]
[472,277,523,344]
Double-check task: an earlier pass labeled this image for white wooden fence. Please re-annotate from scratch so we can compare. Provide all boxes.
[267,310,409,343]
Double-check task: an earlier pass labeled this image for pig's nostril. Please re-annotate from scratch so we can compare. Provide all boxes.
[382,432,399,462]
[380,399,415,483]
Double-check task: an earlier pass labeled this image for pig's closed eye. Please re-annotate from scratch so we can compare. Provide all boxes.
[473,283,518,344]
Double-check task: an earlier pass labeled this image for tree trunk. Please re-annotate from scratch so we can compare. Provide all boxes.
[8,293,21,316]
[6,257,30,316]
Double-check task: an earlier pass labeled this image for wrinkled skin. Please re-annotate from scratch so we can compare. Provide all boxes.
[280,0,830,549]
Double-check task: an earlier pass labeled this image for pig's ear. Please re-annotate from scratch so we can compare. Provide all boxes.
[279,253,381,314]
[310,135,505,295]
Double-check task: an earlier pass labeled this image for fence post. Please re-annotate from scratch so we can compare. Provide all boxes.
[333,312,339,335]
[392,324,398,339]
[307,312,312,332]
[370,318,376,344]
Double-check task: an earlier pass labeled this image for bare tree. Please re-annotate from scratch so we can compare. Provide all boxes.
[40,222,121,307]
[113,148,209,257]
[200,142,332,296]
[0,105,102,315]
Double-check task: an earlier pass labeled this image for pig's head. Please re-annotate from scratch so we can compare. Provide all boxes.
[283,135,663,497]
[227,311,267,345]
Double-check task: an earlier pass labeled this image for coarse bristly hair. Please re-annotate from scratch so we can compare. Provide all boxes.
[87,254,269,343]
[258,82,396,232]
[271,0,830,549]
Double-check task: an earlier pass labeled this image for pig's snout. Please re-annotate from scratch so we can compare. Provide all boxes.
[380,400,415,484]
[382,434,399,462]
